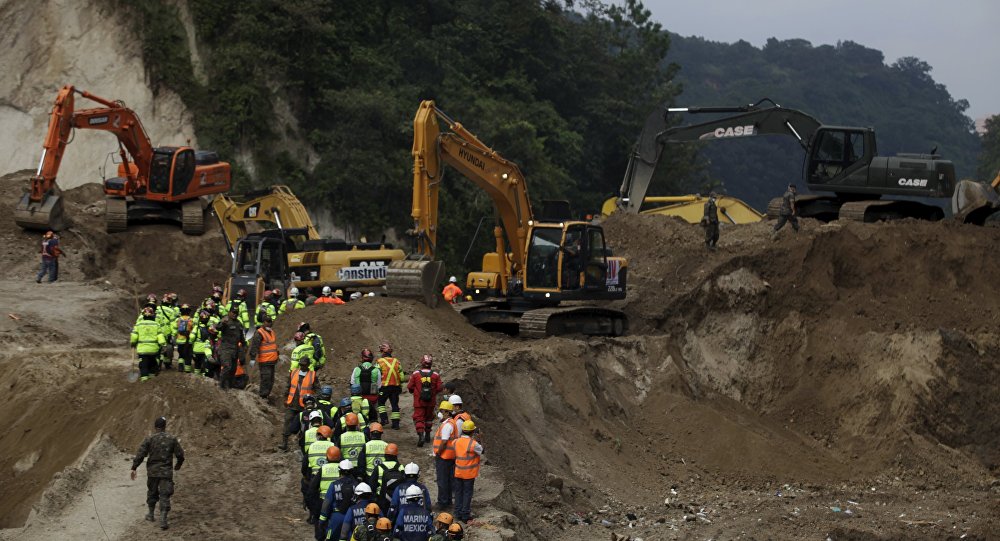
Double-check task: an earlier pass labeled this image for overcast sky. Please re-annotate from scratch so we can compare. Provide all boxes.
[640,0,999,121]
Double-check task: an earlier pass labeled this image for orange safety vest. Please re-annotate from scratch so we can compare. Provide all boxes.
[286,370,317,407]
[442,283,462,303]
[433,417,458,460]
[256,327,278,363]
[451,436,481,479]
[455,411,472,425]
[235,360,246,377]
[378,357,402,386]
[314,296,345,305]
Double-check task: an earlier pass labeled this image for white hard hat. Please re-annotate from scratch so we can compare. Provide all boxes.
[404,485,423,501]
[448,394,463,405]
[404,462,420,476]
[339,459,354,471]
[354,482,372,495]
[322,286,332,295]
[308,410,322,421]
[289,287,300,297]
[367,292,375,297]
[350,292,362,300]
[449,276,457,283]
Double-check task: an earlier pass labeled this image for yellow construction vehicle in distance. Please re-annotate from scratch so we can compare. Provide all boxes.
[212,186,406,313]
[600,194,763,224]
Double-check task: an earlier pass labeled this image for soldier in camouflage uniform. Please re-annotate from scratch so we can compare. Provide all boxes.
[131,416,185,530]
[701,191,720,251]
[216,305,246,390]
[772,183,800,238]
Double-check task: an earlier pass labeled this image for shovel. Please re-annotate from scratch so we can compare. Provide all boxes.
[127,349,140,383]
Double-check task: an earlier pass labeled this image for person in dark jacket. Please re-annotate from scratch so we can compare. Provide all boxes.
[130,416,184,530]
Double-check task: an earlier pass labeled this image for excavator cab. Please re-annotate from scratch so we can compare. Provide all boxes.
[807,128,872,187]
[523,222,626,301]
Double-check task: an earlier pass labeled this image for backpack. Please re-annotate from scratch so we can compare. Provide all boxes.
[311,334,323,364]
[176,317,191,337]
[419,369,433,402]
[379,466,406,500]
[359,363,375,395]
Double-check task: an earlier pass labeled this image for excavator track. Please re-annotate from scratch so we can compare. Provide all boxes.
[518,306,628,339]
[105,197,128,233]
[838,200,944,222]
[181,199,205,235]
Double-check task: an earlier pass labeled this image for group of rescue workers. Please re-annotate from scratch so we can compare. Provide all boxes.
[129,283,483,539]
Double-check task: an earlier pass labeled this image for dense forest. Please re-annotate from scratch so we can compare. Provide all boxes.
[117,0,986,275]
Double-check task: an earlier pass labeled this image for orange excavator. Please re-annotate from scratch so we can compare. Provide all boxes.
[14,85,231,234]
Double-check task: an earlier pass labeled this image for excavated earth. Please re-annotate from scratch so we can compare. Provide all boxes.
[0,169,998,540]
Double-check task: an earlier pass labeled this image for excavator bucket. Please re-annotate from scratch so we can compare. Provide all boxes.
[15,192,66,231]
[385,259,446,308]
[952,179,1000,225]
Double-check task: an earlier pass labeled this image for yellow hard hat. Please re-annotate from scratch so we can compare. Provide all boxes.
[439,400,454,411]
[334,289,344,297]
[462,420,476,432]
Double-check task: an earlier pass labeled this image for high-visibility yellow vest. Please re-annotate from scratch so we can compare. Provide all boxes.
[307,440,336,471]
[339,431,366,467]
[318,462,341,496]
[364,440,389,477]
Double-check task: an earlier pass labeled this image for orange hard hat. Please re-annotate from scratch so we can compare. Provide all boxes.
[364,502,381,516]
[369,422,384,434]
[376,517,392,531]
[435,512,454,527]
[317,425,333,439]
[345,413,359,427]
[385,443,399,456]
[325,446,342,462]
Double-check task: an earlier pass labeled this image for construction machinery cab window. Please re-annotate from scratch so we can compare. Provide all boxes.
[810,129,865,183]
[235,238,284,278]
[171,149,195,196]
[584,228,608,288]
[149,150,172,194]
[526,227,562,289]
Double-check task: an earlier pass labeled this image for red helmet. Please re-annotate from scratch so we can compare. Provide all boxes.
[236,288,247,298]
[294,331,305,342]
[212,285,224,294]
[205,299,217,310]
[141,306,155,318]
[379,342,392,355]
[166,292,178,303]
[145,293,158,304]
[421,354,433,368]
[361,348,374,362]
[271,288,281,297]
[198,309,211,320]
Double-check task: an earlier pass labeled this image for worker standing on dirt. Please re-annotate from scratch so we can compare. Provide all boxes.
[280,287,305,315]
[393,485,435,541]
[246,313,279,399]
[364,423,389,478]
[448,420,483,523]
[369,443,404,512]
[701,191,720,251]
[224,288,251,330]
[442,277,463,304]
[449,395,471,425]
[339,497,379,541]
[377,343,405,429]
[339,413,367,471]
[173,304,195,373]
[317,386,337,425]
[408,358,443,447]
[772,183,800,238]
[319,459,358,541]
[315,286,347,305]
[256,289,279,327]
[216,306,244,389]
[308,446,344,536]
[304,426,337,524]
[131,306,166,382]
[352,349,382,409]
[388,463,432,522]
[282,361,318,451]
[35,230,61,283]
[157,293,180,370]
[299,322,328,371]
[130,416,184,530]
[191,309,215,375]
[431,401,457,509]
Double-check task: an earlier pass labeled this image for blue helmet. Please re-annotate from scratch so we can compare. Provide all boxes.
[319,386,333,399]
[339,397,351,408]
[350,384,362,395]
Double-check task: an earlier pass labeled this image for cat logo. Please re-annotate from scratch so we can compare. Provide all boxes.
[897,178,928,187]
[705,125,756,139]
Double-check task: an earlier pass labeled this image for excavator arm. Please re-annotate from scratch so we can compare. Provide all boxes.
[618,99,822,214]
[212,185,320,255]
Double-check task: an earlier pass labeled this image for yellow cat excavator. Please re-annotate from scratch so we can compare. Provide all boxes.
[213,185,405,314]
[386,101,628,338]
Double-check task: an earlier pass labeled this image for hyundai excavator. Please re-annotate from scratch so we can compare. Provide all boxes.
[618,98,956,222]
[213,185,406,315]
[14,85,231,233]
[386,100,628,338]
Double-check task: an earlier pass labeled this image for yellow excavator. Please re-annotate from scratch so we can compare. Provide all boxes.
[212,185,406,313]
[386,101,628,338]
[600,194,763,223]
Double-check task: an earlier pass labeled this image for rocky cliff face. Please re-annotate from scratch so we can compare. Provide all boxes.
[0,0,197,189]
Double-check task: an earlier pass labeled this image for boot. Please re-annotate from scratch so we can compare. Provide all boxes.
[417,433,425,447]
[159,509,169,530]
[391,419,400,430]
[279,435,289,452]
[145,505,155,522]
[424,430,432,443]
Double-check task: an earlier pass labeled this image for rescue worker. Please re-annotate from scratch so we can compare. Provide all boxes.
[319,459,359,541]
[317,385,337,426]
[200,285,223,312]
[393,485,434,541]
[407,356,443,446]
[369,444,404,512]
[334,397,368,439]
[446,523,463,540]
[130,306,166,382]
[449,395,472,425]
[280,286,305,314]
[351,349,382,408]
[376,343,405,429]
[449,420,483,522]
[256,289,279,327]
[298,322,328,370]
[350,384,377,424]
[246,312,279,398]
[372,517,394,541]
[702,191,720,251]
[157,293,180,370]
[309,446,344,536]
[173,304,195,373]
[427,513,454,541]
[302,410,326,453]
[441,276,463,304]
[431,401,458,509]
[36,230,61,283]
[772,183,800,238]
[191,309,216,375]
[216,305,245,389]
[130,416,184,530]
[315,286,346,305]
[338,488,378,541]
[291,331,317,372]
[282,360,318,451]
[388,463,432,522]
[223,288,251,330]
[363,423,389,478]
[304,425,336,523]
[339,413,367,471]
[203,324,221,379]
